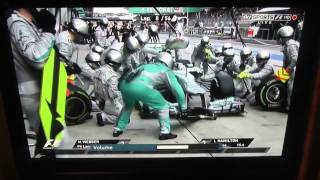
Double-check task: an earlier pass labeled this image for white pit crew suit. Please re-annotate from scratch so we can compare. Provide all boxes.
[94,25,111,48]
[7,11,55,131]
[93,64,123,124]
[56,30,96,82]
[282,39,299,110]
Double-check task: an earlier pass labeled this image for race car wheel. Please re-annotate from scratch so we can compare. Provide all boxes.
[66,83,92,125]
[210,71,235,100]
[255,79,287,110]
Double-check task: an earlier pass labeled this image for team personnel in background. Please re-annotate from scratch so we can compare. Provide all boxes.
[94,18,110,48]
[120,21,131,43]
[172,16,185,61]
[94,49,124,126]
[87,21,94,43]
[129,23,137,36]
[277,26,300,111]
[112,22,120,42]
[113,52,187,140]
[7,8,55,133]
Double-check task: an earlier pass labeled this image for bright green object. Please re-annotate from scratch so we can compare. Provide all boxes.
[238,71,252,79]
[204,48,214,61]
[39,48,67,146]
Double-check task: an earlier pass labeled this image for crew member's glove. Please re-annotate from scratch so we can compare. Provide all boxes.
[204,48,213,61]
[65,61,82,75]
[238,71,253,79]
[35,9,56,34]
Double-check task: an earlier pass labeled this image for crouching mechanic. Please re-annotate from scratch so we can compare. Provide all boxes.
[113,52,187,140]
[238,47,256,72]
[233,47,257,97]
[81,45,104,81]
[219,49,251,98]
[94,49,124,126]
[277,26,299,111]
[238,50,274,101]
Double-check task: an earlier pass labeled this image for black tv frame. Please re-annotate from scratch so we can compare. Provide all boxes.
[0,0,318,179]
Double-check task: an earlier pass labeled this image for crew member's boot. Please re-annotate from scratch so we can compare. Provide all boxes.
[159,133,177,140]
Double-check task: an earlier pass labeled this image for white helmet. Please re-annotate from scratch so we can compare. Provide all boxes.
[155,52,174,69]
[104,49,123,64]
[149,24,159,33]
[223,49,235,64]
[126,36,141,52]
[100,18,108,25]
[92,45,104,55]
[85,51,101,70]
[136,33,149,46]
[240,47,252,57]
[201,36,210,45]
[277,26,294,38]
[222,43,233,51]
[70,18,89,35]
[223,49,235,57]
[256,50,270,67]
[214,47,223,56]
[148,24,159,36]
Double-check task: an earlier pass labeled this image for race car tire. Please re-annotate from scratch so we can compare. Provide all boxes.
[210,71,234,100]
[255,79,287,110]
[66,83,92,125]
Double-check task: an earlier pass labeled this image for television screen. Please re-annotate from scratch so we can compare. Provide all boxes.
[5,6,306,159]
